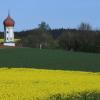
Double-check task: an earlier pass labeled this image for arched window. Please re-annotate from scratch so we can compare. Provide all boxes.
[6,31,9,33]
[6,38,8,40]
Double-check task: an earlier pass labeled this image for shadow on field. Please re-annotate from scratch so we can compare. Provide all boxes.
[31,66,100,72]
[2,65,100,72]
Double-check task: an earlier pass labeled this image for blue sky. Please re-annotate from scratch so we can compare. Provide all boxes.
[0,0,100,31]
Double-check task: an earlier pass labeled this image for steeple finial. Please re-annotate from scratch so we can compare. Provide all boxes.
[8,10,10,17]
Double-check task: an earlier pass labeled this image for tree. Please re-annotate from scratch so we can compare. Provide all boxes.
[78,22,92,31]
[38,21,51,31]
[20,29,53,49]
[58,31,75,50]
[37,22,52,48]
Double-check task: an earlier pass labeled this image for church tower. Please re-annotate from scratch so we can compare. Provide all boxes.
[3,13,15,46]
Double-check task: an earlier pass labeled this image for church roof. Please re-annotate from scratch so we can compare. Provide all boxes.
[3,14,15,27]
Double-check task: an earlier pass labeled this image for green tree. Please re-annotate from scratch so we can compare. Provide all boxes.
[38,21,51,31]
[20,29,53,49]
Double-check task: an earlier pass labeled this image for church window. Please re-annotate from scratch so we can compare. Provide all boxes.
[7,31,9,33]
[7,38,8,40]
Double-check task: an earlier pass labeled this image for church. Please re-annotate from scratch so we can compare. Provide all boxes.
[3,13,15,46]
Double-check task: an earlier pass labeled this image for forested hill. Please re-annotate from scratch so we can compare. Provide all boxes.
[13,28,100,39]
[0,28,100,38]
[1,28,100,53]
[1,21,100,53]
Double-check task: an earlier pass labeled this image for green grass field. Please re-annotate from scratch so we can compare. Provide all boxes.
[0,48,100,72]
[0,39,20,43]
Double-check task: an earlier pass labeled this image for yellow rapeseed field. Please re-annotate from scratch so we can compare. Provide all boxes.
[0,68,100,100]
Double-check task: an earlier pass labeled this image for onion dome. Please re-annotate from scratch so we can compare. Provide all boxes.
[3,14,15,27]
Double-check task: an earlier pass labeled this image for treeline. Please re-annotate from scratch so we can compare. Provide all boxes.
[1,22,100,53]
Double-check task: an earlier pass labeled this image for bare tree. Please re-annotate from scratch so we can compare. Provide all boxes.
[78,22,92,31]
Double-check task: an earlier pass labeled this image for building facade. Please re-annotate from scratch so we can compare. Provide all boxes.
[3,13,15,46]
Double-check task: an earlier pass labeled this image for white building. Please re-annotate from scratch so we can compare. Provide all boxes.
[3,13,15,46]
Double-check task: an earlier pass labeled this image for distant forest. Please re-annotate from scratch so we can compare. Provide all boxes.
[0,22,100,53]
